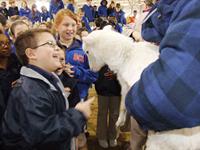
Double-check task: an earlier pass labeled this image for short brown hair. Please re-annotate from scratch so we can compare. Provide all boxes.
[53,9,78,30]
[10,20,29,36]
[14,28,52,65]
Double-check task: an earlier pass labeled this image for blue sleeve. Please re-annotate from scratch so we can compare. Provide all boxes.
[98,6,102,17]
[19,8,24,16]
[82,17,92,32]
[73,66,98,84]
[67,4,75,13]
[121,12,126,25]
[59,1,64,11]
[73,53,98,83]
[125,0,200,131]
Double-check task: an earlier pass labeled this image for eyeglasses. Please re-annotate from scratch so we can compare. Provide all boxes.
[33,41,59,50]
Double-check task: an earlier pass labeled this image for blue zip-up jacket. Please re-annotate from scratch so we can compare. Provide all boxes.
[115,23,122,33]
[8,7,19,17]
[125,0,200,131]
[98,5,107,17]
[41,11,52,22]
[2,66,86,150]
[114,10,126,25]
[49,0,64,15]
[29,11,41,24]
[82,16,92,33]
[67,3,75,13]
[141,0,178,44]
[82,4,94,22]
[19,7,31,19]
[59,39,98,99]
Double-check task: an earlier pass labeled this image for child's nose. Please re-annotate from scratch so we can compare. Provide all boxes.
[3,44,8,48]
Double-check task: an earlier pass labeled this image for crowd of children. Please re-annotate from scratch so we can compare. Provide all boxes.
[0,0,155,150]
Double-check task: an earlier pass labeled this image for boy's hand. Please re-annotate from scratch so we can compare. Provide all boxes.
[75,97,95,119]
[64,63,74,77]
[64,87,71,93]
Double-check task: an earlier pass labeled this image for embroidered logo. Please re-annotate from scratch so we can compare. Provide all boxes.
[73,53,84,63]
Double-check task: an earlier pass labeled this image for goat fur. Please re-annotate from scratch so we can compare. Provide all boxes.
[82,28,159,127]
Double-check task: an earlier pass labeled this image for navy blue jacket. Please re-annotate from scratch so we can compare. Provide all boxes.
[107,7,115,17]
[29,11,41,24]
[82,4,94,22]
[41,11,52,22]
[95,65,121,96]
[59,71,80,108]
[67,3,75,13]
[49,0,64,15]
[98,5,107,17]
[82,16,92,32]
[0,69,12,149]
[142,0,178,44]
[2,66,86,150]
[19,7,31,19]
[8,7,19,16]
[58,39,98,99]
[114,10,126,25]
[126,0,200,131]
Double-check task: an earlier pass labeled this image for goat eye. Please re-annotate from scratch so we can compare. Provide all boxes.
[86,51,89,54]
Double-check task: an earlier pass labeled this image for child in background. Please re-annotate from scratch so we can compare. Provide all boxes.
[56,48,80,108]
[54,9,97,102]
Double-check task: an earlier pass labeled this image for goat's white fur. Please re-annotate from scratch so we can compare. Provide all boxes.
[146,129,200,150]
[82,28,159,127]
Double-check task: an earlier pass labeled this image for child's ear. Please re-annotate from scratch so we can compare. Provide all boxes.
[25,48,37,60]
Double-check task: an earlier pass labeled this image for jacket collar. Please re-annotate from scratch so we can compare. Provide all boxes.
[20,66,69,109]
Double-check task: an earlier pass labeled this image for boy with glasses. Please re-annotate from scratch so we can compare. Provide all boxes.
[2,28,94,150]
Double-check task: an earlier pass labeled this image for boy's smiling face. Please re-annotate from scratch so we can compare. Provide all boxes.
[28,32,62,72]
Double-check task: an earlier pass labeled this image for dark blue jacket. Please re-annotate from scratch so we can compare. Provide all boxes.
[8,7,19,17]
[142,0,178,44]
[82,4,94,22]
[59,71,80,108]
[2,66,86,150]
[98,5,107,17]
[114,10,126,25]
[41,11,52,22]
[126,0,200,131]
[67,3,75,13]
[29,11,41,24]
[60,39,98,99]
[19,7,31,19]
[82,16,92,32]
[115,23,123,33]
[107,7,115,17]
[0,69,13,148]
[95,65,121,96]
[49,0,64,15]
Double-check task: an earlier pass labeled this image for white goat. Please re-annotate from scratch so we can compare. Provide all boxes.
[82,28,159,127]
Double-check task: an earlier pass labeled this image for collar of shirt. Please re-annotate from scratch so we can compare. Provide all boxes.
[27,64,60,89]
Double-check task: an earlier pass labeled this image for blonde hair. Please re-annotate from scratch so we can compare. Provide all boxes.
[53,9,78,30]
[9,0,15,5]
